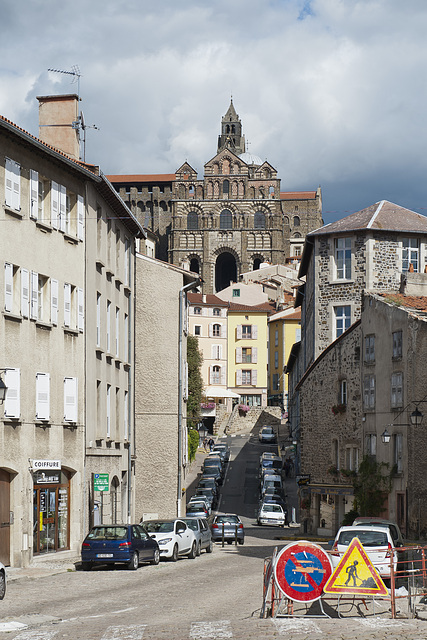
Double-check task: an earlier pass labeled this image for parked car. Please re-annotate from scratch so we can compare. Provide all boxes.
[211,514,244,545]
[195,487,217,509]
[81,524,160,571]
[197,477,219,497]
[186,503,210,518]
[202,458,224,476]
[181,517,213,554]
[258,502,287,527]
[212,443,230,463]
[258,426,276,444]
[143,519,197,561]
[259,455,282,477]
[261,492,288,514]
[331,525,399,578]
[260,473,283,497]
[0,561,6,599]
[352,518,405,547]
[188,495,212,513]
[200,467,222,486]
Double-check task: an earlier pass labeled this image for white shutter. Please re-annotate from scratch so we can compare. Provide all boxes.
[5,159,20,210]
[236,325,242,339]
[64,377,78,423]
[236,347,242,363]
[30,170,38,219]
[209,323,213,338]
[64,283,71,327]
[252,347,258,363]
[78,288,84,332]
[252,325,258,339]
[36,372,50,421]
[218,344,222,359]
[221,324,227,338]
[236,370,242,385]
[30,271,38,320]
[220,368,226,385]
[51,181,59,228]
[106,385,111,437]
[4,262,13,312]
[51,279,58,325]
[211,345,216,360]
[77,195,84,241]
[209,365,213,385]
[184,360,189,400]
[21,268,29,318]
[4,368,20,419]
[59,185,66,231]
[251,369,258,385]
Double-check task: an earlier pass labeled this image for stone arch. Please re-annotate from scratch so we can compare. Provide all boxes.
[196,185,204,199]
[252,254,264,270]
[219,209,233,230]
[222,158,230,174]
[254,211,266,229]
[188,254,201,274]
[187,211,198,230]
[214,248,239,292]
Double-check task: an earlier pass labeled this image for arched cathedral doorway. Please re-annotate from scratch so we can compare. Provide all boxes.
[215,252,237,292]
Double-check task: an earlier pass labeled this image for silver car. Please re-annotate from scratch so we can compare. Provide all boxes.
[181,517,213,555]
[0,561,6,599]
[258,426,276,444]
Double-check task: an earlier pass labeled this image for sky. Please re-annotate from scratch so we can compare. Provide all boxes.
[1,0,427,225]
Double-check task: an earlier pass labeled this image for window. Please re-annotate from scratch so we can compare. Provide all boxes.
[275,329,279,347]
[335,305,351,337]
[211,365,221,384]
[187,211,198,230]
[392,330,402,359]
[402,238,419,272]
[241,370,252,385]
[363,375,375,409]
[124,313,129,362]
[4,262,18,315]
[254,211,265,229]
[272,373,280,390]
[212,323,221,337]
[232,289,240,297]
[115,307,120,358]
[274,351,279,368]
[242,347,252,363]
[64,377,78,423]
[335,237,352,280]
[29,170,47,221]
[37,274,48,323]
[124,237,130,286]
[64,284,78,329]
[5,158,21,211]
[242,325,252,339]
[364,334,375,363]
[96,293,101,347]
[65,191,77,236]
[4,368,20,419]
[106,301,111,352]
[124,390,129,441]
[106,384,111,438]
[194,325,201,336]
[194,307,202,315]
[293,215,300,227]
[213,308,221,316]
[220,209,232,229]
[394,433,403,473]
[36,372,50,421]
[222,180,229,197]
[340,379,347,406]
[212,344,222,360]
[391,372,403,408]
[345,447,359,471]
[366,434,377,457]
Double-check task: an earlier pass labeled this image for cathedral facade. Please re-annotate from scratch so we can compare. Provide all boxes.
[108,101,323,294]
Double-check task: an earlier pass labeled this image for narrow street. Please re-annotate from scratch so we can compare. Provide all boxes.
[1,433,426,639]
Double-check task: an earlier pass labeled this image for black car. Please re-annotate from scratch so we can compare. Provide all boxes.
[200,469,222,487]
[197,477,219,496]
[81,524,160,570]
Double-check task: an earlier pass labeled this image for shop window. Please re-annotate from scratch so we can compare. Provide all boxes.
[33,469,70,554]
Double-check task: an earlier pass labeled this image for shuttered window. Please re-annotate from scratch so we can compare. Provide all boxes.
[36,372,50,421]
[5,158,20,211]
[4,368,20,419]
[64,377,78,423]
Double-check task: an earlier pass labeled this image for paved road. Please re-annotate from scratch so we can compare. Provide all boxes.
[1,433,426,639]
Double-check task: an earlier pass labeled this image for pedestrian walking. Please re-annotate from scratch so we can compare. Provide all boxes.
[203,437,208,452]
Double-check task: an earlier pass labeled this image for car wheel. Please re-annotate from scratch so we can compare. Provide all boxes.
[0,571,5,600]
[151,549,160,565]
[81,562,93,572]
[127,551,139,570]
[188,542,197,559]
[171,544,179,562]
[206,540,213,554]
[196,541,201,557]
[227,540,232,545]
[238,540,244,545]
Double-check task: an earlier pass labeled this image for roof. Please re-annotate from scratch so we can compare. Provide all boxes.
[228,301,275,314]
[376,292,427,313]
[188,293,228,307]
[106,174,175,184]
[309,200,427,236]
[280,191,317,200]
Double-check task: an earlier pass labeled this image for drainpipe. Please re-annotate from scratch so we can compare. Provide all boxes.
[177,277,203,516]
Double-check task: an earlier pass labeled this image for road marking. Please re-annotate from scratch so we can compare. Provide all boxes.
[63,607,137,622]
[190,620,232,639]
[0,622,28,632]
[360,618,412,629]
[272,618,322,634]
[12,631,57,640]
[100,624,147,639]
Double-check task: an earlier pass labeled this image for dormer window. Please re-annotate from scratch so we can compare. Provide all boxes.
[194,307,202,315]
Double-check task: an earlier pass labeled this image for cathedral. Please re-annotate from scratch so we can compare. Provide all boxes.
[108,101,323,294]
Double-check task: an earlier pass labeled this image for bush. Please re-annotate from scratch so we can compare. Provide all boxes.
[188,429,199,462]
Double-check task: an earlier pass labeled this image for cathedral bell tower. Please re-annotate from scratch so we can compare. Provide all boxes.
[217,99,245,156]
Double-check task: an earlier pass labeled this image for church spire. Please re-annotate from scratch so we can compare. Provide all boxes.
[217,99,245,155]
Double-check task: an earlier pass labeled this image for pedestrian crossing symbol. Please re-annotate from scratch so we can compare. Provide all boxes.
[323,537,388,595]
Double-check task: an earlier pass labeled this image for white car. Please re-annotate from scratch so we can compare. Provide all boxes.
[331,525,397,578]
[143,519,197,561]
[257,502,286,527]
[0,562,6,599]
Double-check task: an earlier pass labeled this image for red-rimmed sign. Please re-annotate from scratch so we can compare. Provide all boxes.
[274,541,333,602]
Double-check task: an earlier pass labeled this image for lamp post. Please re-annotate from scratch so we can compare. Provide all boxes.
[381,428,391,444]
[410,408,423,426]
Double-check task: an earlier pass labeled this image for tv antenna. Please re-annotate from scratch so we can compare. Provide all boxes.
[47,66,98,162]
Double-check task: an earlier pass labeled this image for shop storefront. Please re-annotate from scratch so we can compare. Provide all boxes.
[32,464,70,555]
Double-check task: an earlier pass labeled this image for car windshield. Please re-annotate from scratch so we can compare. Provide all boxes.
[144,521,174,533]
[262,504,283,513]
[215,515,239,524]
[87,526,128,540]
[263,427,273,434]
[338,530,388,547]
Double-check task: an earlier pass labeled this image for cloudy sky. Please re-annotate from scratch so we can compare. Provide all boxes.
[1,0,426,224]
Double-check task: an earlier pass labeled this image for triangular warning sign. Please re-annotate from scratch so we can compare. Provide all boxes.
[323,537,388,595]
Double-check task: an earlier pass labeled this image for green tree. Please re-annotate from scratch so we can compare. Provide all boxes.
[352,455,392,517]
[188,429,199,462]
[186,334,203,430]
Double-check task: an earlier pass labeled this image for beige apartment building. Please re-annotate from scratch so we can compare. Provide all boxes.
[0,96,143,567]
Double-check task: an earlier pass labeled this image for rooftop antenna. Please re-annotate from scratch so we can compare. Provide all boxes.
[47,66,98,162]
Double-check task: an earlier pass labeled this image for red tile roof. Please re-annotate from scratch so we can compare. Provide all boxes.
[188,293,228,306]
[228,301,275,313]
[280,191,317,200]
[378,293,427,311]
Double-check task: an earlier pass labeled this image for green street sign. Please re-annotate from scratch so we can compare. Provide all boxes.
[93,473,109,492]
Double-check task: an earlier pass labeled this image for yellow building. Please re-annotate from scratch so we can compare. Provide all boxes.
[227,301,273,407]
[268,307,301,409]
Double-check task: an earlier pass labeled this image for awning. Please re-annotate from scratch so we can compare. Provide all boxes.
[205,387,240,399]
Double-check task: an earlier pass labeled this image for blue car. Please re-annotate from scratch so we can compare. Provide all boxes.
[81,524,160,570]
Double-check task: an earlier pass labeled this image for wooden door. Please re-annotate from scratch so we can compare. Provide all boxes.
[0,469,11,565]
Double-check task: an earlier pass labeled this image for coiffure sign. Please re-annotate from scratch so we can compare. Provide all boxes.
[31,459,61,471]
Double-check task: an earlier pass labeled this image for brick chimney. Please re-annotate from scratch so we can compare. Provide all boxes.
[37,94,80,160]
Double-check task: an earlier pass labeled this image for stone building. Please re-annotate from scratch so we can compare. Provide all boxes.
[108,100,323,294]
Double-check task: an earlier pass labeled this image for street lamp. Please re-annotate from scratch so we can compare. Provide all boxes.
[0,374,7,404]
[410,407,423,426]
[381,428,391,444]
